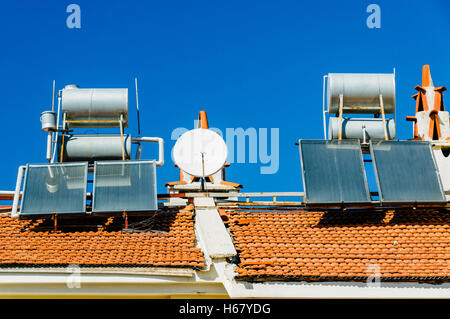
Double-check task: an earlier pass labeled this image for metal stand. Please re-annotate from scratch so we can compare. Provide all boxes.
[52,213,58,232]
[335,93,390,141]
[58,115,127,163]
[379,94,389,140]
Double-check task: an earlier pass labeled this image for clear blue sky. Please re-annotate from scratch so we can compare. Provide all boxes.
[0,0,449,195]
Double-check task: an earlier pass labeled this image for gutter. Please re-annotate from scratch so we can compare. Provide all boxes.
[212,259,450,299]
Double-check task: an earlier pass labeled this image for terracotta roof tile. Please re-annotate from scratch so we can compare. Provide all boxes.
[227,209,450,283]
[0,211,204,269]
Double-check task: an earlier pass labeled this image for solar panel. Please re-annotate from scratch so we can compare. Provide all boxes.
[20,163,88,216]
[299,140,371,205]
[92,160,157,213]
[370,140,446,204]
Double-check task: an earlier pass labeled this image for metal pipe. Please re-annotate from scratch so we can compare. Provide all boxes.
[379,94,388,140]
[119,114,125,160]
[52,80,55,112]
[51,91,62,163]
[46,133,52,162]
[135,77,141,137]
[11,166,26,218]
[59,113,67,163]
[338,94,344,140]
[131,137,164,166]
[322,75,328,139]
[393,68,397,130]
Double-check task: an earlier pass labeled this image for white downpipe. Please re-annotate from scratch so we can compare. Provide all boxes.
[131,137,164,166]
[46,133,52,162]
[51,92,62,164]
[11,166,26,218]
[323,75,328,140]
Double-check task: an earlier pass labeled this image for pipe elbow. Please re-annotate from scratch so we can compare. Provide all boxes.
[131,137,165,167]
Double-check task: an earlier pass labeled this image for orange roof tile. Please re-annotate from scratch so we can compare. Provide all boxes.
[227,209,450,283]
[0,211,204,269]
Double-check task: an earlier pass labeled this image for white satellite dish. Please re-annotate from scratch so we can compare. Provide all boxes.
[173,128,228,178]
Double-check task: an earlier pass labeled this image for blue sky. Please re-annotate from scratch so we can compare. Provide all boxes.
[0,0,449,195]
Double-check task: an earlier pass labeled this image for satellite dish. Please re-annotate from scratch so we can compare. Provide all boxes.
[173,128,228,177]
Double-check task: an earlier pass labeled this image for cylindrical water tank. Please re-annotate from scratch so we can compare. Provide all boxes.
[40,111,57,132]
[328,117,396,140]
[59,134,132,161]
[61,85,128,128]
[327,73,395,114]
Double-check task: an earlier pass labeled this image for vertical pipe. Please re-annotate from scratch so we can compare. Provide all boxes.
[46,133,52,162]
[362,125,367,144]
[120,114,125,160]
[52,80,56,112]
[338,94,344,140]
[380,94,388,140]
[51,91,62,163]
[135,77,141,137]
[158,138,164,166]
[393,68,397,137]
[322,75,328,140]
[11,166,26,218]
[59,113,67,163]
[49,80,56,162]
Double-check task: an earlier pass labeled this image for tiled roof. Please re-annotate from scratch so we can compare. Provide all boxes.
[0,210,204,269]
[226,208,450,283]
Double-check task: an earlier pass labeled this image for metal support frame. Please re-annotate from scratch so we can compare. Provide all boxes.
[59,115,129,163]
[379,94,389,140]
[11,166,26,218]
[59,113,67,163]
[324,73,396,143]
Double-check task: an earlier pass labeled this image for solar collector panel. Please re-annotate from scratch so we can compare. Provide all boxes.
[92,160,158,213]
[20,162,88,216]
[370,140,446,204]
[299,140,371,205]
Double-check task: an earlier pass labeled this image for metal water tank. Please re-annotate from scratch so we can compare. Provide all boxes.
[59,134,132,161]
[328,117,396,140]
[327,73,395,114]
[61,85,128,128]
